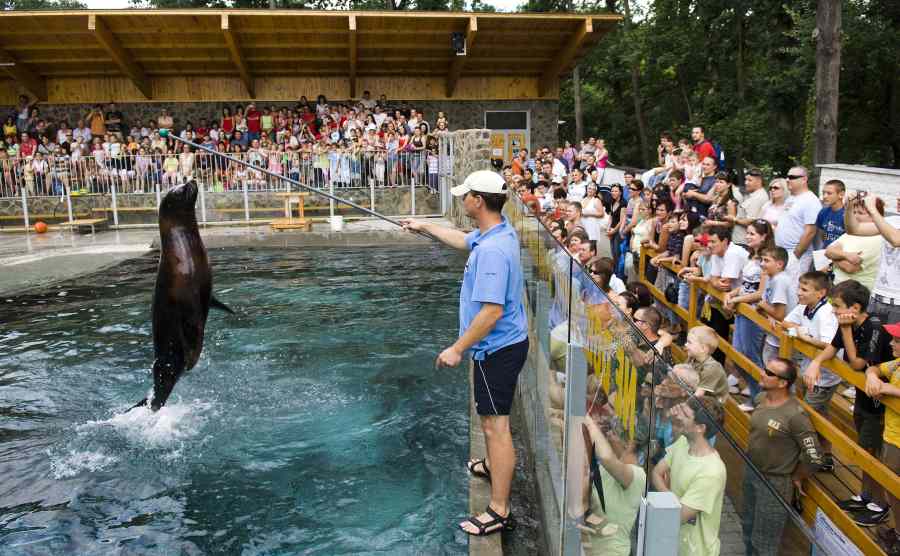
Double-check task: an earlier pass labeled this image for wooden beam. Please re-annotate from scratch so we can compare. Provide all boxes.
[539,18,592,97]
[0,48,47,100]
[221,13,255,99]
[87,14,151,99]
[348,15,357,99]
[446,16,477,98]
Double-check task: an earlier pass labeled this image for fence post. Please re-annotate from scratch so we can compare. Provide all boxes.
[687,281,698,329]
[370,174,375,212]
[21,187,30,231]
[155,182,162,210]
[242,180,250,223]
[198,181,207,224]
[329,177,335,221]
[110,181,119,227]
[65,184,74,225]
[410,175,416,216]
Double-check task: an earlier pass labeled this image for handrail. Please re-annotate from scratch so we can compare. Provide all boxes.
[639,245,900,545]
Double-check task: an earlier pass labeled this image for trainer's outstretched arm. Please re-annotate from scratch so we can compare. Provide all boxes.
[401,219,469,251]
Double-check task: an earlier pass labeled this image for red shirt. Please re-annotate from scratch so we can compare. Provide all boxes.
[221,116,234,133]
[196,126,209,137]
[19,138,37,158]
[246,109,261,133]
[694,140,716,162]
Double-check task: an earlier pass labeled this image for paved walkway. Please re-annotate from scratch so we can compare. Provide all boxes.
[0,218,448,296]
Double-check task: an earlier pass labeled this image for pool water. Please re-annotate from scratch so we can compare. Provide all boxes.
[0,245,471,555]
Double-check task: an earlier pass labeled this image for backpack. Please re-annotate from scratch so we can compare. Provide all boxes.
[711,141,726,170]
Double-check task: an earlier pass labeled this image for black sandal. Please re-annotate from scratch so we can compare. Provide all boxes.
[466,458,491,482]
[459,506,516,536]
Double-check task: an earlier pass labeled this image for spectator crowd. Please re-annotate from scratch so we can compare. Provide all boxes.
[507,127,900,556]
[1,92,451,197]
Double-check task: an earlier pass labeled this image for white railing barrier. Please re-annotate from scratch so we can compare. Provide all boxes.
[110,182,119,227]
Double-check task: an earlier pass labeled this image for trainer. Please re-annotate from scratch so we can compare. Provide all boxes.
[402,170,528,537]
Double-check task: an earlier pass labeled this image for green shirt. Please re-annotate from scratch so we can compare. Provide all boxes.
[664,436,727,556]
[585,463,646,556]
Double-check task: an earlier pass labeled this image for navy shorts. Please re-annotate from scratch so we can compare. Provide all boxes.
[473,339,529,416]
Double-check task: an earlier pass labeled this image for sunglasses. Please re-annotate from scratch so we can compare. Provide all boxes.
[786,174,805,180]
[770,186,782,191]
[762,367,789,380]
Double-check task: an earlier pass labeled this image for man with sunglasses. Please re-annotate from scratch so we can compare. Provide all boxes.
[742,357,823,556]
[775,166,822,283]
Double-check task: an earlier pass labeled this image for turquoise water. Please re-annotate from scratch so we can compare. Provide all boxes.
[0,246,470,555]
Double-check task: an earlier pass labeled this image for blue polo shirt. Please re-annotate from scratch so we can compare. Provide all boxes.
[461,217,528,360]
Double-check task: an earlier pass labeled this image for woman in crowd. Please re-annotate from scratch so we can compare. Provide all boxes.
[760,177,787,227]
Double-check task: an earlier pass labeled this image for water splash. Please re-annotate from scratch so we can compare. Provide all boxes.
[50,450,119,479]
[81,399,214,449]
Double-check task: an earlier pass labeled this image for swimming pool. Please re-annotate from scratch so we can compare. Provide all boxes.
[0,245,470,555]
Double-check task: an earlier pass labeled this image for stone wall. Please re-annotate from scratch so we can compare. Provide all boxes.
[1,99,558,153]
[0,187,439,228]
[445,128,493,230]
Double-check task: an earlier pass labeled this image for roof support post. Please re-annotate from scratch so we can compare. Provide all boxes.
[0,49,47,101]
[539,18,592,98]
[446,16,477,98]
[88,14,151,99]
[222,13,255,99]
[348,15,357,99]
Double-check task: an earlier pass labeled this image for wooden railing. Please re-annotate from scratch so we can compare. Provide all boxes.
[639,247,899,556]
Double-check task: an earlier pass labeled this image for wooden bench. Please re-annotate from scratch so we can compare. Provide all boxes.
[271,192,311,232]
[61,218,108,234]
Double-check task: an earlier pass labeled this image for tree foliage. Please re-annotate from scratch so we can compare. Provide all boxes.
[557,0,899,171]
[2,0,86,9]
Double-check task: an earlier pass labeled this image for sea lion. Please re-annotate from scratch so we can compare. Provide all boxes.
[133,180,232,411]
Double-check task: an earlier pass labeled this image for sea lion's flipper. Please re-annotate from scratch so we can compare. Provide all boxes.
[130,397,148,411]
[150,358,182,411]
[210,296,235,315]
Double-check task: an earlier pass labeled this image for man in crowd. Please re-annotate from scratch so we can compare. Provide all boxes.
[683,156,717,218]
[742,357,822,556]
[105,102,124,139]
[726,168,768,247]
[651,396,727,556]
[816,179,846,248]
[775,166,821,283]
[402,171,528,537]
[692,125,716,162]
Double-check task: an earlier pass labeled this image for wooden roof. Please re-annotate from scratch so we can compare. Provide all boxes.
[0,9,620,100]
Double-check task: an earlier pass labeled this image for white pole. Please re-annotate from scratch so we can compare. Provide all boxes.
[155,182,162,210]
[242,180,250,222]
[329,176,335,221]
[110,182,119,227]
[198,180,207,224]
[21,187,30,231]
[65,184,74,224]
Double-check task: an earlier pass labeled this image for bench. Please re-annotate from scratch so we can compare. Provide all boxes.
[61,218,108,234]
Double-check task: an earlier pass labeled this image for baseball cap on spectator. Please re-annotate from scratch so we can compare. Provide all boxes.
[450,170,507,197]
[747,168,764,178]
[884,323,900,337]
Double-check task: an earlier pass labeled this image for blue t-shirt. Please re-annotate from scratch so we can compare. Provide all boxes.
[815,206,845,248]
[461,217,528,360]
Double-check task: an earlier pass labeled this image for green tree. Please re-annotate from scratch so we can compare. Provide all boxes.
[2,0,86,8]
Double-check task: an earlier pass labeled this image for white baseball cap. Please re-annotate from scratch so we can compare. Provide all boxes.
[450,170,508,197]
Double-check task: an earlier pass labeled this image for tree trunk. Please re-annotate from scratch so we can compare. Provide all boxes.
[622,0,650,168]
[574,64,583,143]
[735,3,745,172]
[812,0,842,174]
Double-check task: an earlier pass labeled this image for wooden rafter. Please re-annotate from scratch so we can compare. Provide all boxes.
[221,13,255,99]
[446,16,477,98]
[348,15,357,98]
[538,18,592,97]
[87,14,151,99]
[0,48,46,100]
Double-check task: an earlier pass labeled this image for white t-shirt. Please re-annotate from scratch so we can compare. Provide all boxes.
[709,243,749,289]
[785,301,839,383]
[610,274,626,295]
[735,188,768,245]
[873,216,900,300]
[552,159,567,180]
[738,256,762,296]
[775,190,821,254]
[763,272,798,347]
[568,180,588,202]
[830,233,884,291]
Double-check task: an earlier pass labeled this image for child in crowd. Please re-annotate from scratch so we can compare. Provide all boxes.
[863,323,900,553]
[684,325,729,403]
[780,271,838,466]
[806,280,888,525]
[758,246,797,368]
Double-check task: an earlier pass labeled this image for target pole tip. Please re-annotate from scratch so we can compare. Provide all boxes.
[159,129,170,138]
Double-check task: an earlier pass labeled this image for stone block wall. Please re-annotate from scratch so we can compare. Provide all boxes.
[445,128,493,230]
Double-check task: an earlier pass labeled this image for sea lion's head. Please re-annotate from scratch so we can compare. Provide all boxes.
[160,180,199,216]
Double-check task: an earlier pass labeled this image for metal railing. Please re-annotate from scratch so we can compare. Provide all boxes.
[0,148,452,229]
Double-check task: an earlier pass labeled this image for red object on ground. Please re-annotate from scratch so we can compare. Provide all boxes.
[34,221,48,233]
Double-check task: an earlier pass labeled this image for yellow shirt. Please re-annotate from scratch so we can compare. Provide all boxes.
[877,359,900,448]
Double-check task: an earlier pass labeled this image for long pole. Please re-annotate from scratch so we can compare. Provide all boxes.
[160,131,437,241]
